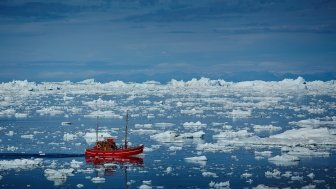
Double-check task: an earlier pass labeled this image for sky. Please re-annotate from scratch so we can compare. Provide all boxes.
[0,0,335,82]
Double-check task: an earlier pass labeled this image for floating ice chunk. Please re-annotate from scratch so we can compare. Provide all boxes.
[254,151,272,157]
[287,147,330,157]
[165,167,173,174]
[214,130,252,139]
[131,129,157,135]
[308,108,325,114]
[196,143,234,153]
[76,184,84,188]
[180,131,205,138]
[265,169,281,178]
[253,184,278,189]
[202,171,218,178]
[183,121,207,129]
[301,184,316,189]
[168,146,182,151]
[139,180,152,189]
[45,169,67,186]
[134,124,153,129]
[6,131,14,136]
[154,123,175,127]
[230,109,251,118]
[83,98,116,109]
[139,184,152,189]
[282,171,292,178]
[58,168,74,175]
[307,173,315,179]
[84,111,122,119]
[6,146,18,151]
[209,181,230,188]
[289,118,336,128]
[70,160,83,169]
[268,127,336,146]
[144,145,161,152]
[63,133,77,141]
[36,107,63,116]
[21,134,34,139]
[150,131,182,143]
[268,154,299,166]
[241,172,252,178]
[15,113,28,118]
[91,177,106,183]
[84,132,112,144]
[181,108,204,115]
[291,175,303,181]
[0,109,16,117]
[0,158,42,171]
[253,125,281,132]
[184,156,207,166]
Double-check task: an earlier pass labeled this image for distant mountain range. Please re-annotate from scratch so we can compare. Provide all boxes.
[90,71,336,83]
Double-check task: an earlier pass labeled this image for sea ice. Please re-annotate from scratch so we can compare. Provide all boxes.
[179,131,205,138]
[254,151,272,157]
[63,133,77,141]
[209,181,230,188]
[230,109,251,118]
[202,171,218,178]
[0,158,42,171]
[213,130,252,138]
[253,125,281,132]
[36,107,64,116]
[268,154,300,166]
[150,131,182,143]
[21,134,34,139]
[265,169,281,178]
[84,110,122,119]
[91,177,106,183]
[184,156,207,165]
[183,121,207,129]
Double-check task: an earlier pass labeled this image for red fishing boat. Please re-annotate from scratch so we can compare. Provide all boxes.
[85,110,144,158]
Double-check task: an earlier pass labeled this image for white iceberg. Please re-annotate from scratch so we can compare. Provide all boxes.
[268,154,300,166]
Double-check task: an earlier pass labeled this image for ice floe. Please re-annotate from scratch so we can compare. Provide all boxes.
[84,110,122,119]
[268,154,300,166]
[213,130,252,138]
[183,121,207,129]
[209,181,230,189]
[0,158,42,171]
[91,176,106,183]
[253,125,281,132]
[184,155,207,166]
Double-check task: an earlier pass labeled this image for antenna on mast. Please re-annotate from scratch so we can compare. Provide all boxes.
[124,110,129,149]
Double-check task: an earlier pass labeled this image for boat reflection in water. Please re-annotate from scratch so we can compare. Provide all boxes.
[85,156,143,166]
[86,155,144,184]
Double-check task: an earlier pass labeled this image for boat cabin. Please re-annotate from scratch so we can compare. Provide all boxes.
[94,137,118,150]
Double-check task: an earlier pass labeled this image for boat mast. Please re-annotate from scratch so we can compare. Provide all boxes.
[124,110,129,149]
[96,116,99,143]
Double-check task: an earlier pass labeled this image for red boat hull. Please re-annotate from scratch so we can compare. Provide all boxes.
[85,145,144,157]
